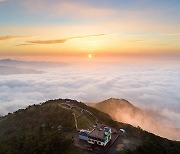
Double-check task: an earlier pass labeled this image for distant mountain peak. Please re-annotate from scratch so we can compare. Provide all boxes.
[0,59,12,61]
[0,59,69,68]
[0,59,16,62]
[0,65,43,75]
[102,98,134,108]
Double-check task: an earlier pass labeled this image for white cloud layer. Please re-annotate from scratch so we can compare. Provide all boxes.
[0,61,180,128]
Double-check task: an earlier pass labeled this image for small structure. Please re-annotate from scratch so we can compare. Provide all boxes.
[119,129,125,134]
[79,125,112,146]
[79,130,90,141]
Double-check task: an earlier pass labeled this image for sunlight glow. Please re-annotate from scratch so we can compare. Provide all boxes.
[88,54,92,58]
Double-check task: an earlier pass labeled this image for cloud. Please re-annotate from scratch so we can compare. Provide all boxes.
[24,34,107,45]
[114,106,180,140]
[154,44,169,46]
[159,33,180,36]
[0,60,180,133]
[15,43,35,46]
[28,39,66,44]
[0,36,32,42]
[129,33,180,37]
[127,39,147,43]
[1,34,107,46]
[94,99,180,140]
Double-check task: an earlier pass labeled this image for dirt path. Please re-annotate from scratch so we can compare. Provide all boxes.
[59,103,98,130]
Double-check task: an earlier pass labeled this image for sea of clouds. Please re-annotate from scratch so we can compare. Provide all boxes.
[0,60,180,128]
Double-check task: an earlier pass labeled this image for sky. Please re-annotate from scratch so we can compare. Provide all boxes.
[0,0,180,61]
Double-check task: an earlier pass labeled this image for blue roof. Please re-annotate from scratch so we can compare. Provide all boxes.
[104,127,110,132]
[79,131,89,137]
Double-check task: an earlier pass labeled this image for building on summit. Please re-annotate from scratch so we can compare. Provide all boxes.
[79,125,112,146]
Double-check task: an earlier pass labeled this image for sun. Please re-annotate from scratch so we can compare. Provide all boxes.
[88,54,92,59]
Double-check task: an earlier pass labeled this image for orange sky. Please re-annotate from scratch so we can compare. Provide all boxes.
[0,0,180,61]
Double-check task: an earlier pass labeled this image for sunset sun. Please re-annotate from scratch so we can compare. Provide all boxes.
[88,54,92,59]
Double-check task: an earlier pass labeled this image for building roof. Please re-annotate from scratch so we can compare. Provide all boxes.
[88,128,105,139]
[79,130,89,137]
[88,124,111,139]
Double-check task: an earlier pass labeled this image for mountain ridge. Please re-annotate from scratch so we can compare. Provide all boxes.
[0,65,43,75]
[0,59,69,68]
